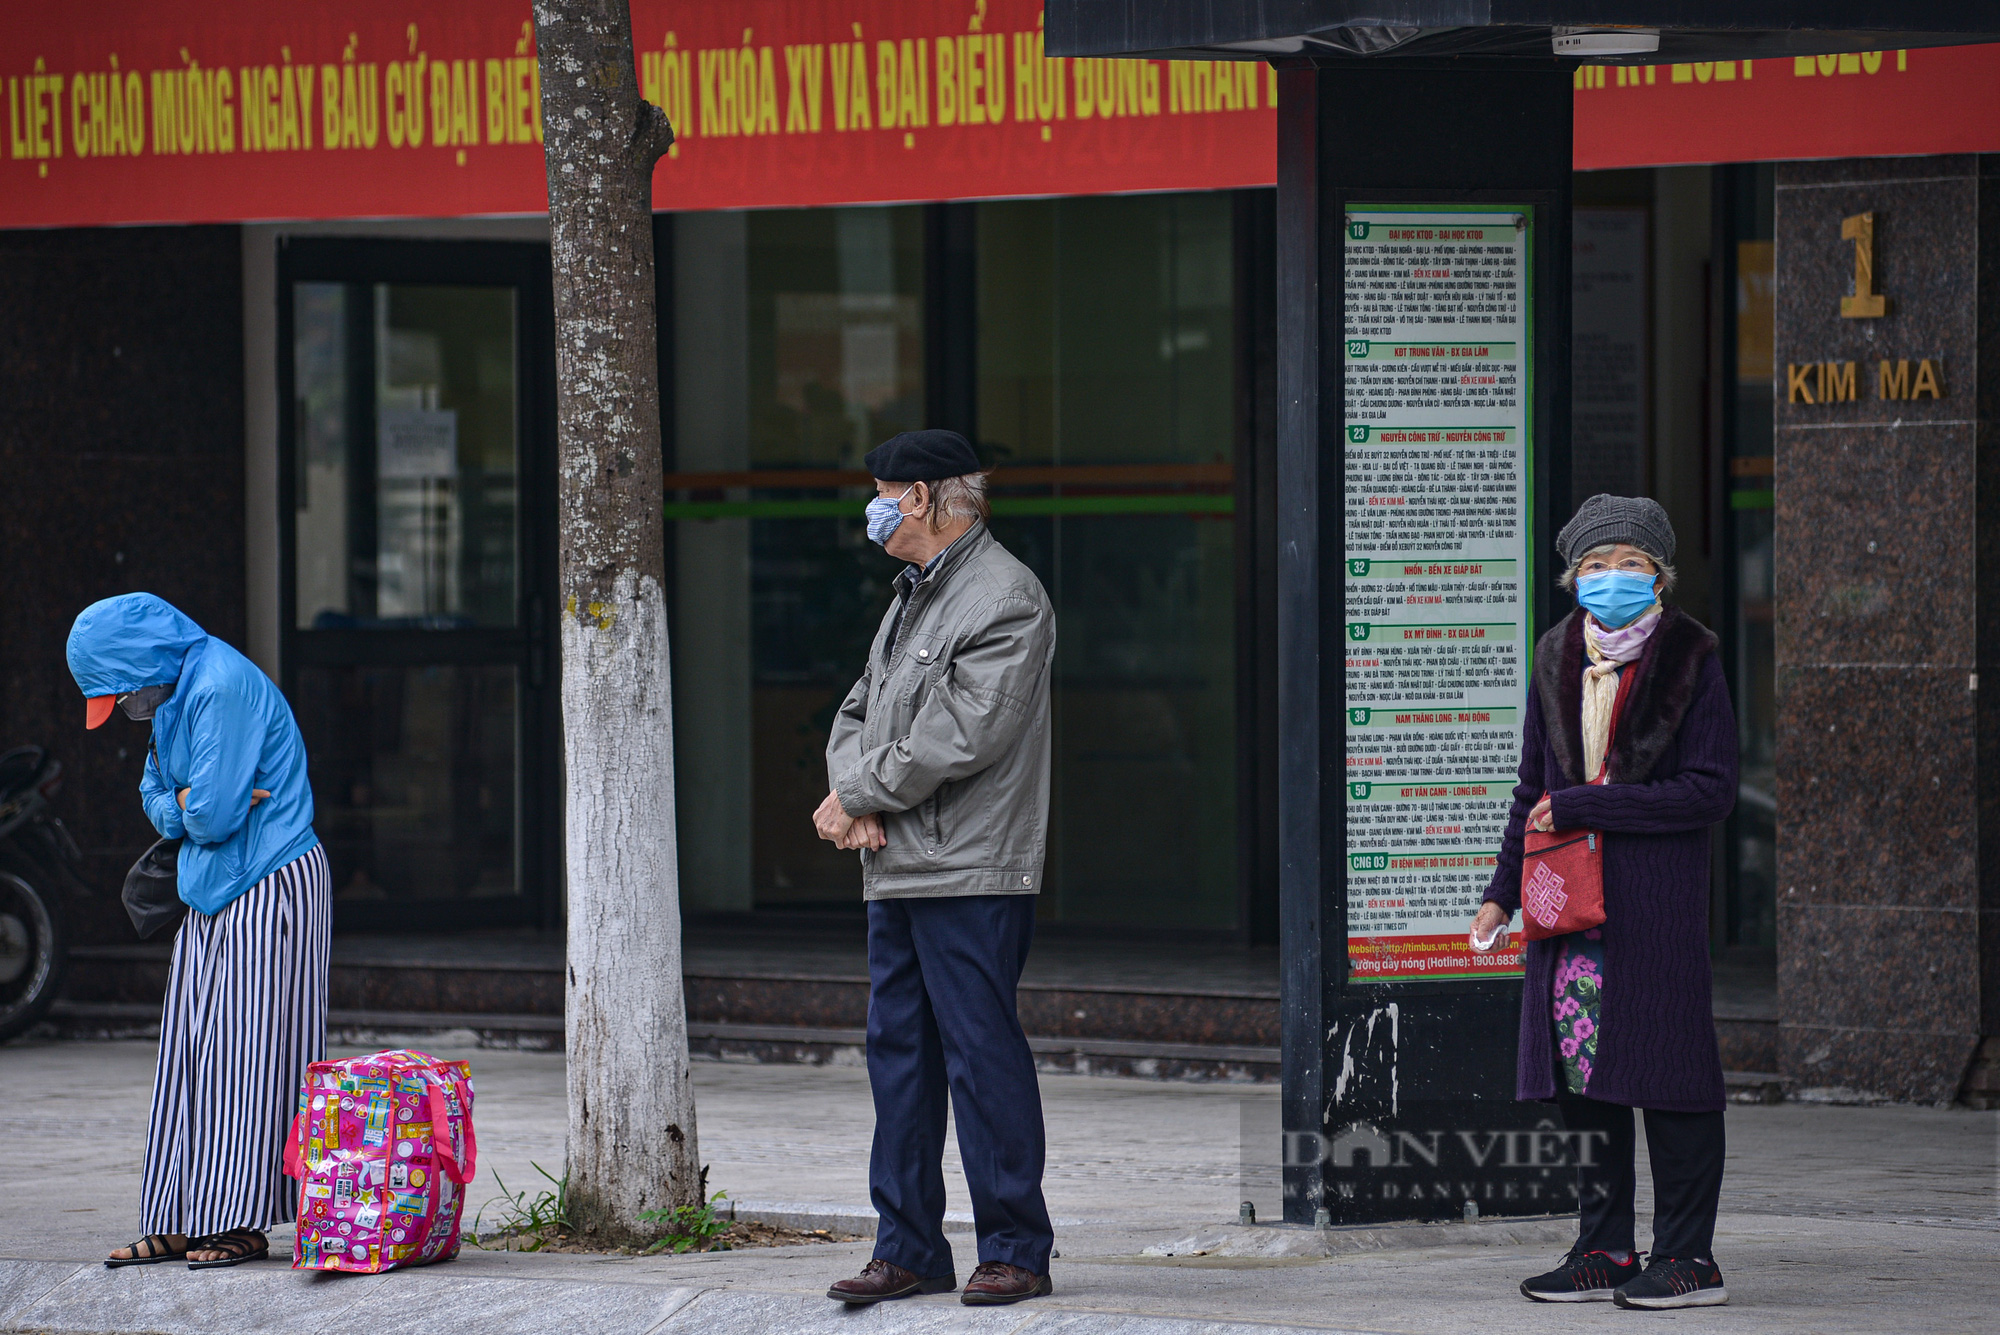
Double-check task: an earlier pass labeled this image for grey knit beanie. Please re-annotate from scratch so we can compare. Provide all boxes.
[1557,494,1676,569]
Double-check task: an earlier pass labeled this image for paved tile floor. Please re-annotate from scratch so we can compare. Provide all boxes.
[2,1037,1995,1334]
[1,1039,1263,1257]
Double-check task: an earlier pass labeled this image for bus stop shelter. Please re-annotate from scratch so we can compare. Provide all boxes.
[1044,2,2000,1227]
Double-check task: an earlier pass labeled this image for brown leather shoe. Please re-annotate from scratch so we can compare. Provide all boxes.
[827,1258,957,1304]
[960,1260,1053,1305]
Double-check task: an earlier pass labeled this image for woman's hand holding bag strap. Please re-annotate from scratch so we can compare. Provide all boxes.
[122,739,187,940]
[1519,667,1636,941]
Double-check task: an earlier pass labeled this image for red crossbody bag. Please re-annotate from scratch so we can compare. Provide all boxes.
[1519,666,1636,941]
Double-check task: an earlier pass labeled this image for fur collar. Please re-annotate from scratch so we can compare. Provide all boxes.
[1531,605,1719,787]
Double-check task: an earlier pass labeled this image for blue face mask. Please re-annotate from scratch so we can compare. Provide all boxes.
[865,485,915,547]
[1575,569,1659,629]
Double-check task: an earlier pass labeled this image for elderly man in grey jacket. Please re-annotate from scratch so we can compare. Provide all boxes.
[814,429,1057,1309]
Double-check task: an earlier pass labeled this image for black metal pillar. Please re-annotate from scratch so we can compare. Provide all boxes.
[1274,63,1335,1225]
[1277,59,1575,1226]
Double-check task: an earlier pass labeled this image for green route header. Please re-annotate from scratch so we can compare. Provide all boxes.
[1346,622,1517,642]
[1345,707,1518,728]
[1345,340,1517,361]
[1346,558,1518,578]
[1346,425,1516,444]
[1347,780,1516,802]
[1349,850,1502,872]
[1347,221,1513,242]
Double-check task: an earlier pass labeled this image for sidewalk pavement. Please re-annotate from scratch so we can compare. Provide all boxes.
[2,1037,1995,1334]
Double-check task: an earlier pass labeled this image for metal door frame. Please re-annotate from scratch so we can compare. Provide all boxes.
[275,237,560,932]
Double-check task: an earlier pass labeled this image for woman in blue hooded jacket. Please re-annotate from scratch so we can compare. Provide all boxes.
[68,593,328,1270]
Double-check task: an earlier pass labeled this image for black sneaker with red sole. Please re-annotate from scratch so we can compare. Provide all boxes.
[1519,1248,1642,1302]
[1613,1254,1729,1309]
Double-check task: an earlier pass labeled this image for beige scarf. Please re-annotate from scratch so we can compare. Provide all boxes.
[1581,606,1662,782]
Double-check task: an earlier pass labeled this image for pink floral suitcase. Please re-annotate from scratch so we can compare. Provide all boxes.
[283,1049,476,1272]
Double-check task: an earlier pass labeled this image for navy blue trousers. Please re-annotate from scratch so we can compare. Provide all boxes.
[866,893,1054,1278]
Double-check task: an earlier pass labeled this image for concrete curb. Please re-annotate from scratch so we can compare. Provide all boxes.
[1134,1215,1577,1259]
[0,1259,1387,1335]
[707,1204,1577,1254]
[722,1201,1100,1237]
[0,1259,699,1335]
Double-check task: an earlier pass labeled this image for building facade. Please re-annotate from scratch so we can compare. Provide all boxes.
[4,3,1997,1111]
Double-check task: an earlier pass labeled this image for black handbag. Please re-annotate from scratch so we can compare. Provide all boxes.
[124,739,188,939]
[123,836,187,939]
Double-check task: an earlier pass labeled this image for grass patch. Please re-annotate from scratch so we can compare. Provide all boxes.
[470,1163,573,1252]
[639,1191,734,1254]
[470,1169,865,1254]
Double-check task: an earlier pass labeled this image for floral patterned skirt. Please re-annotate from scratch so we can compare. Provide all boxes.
[1552,928,1605,1094]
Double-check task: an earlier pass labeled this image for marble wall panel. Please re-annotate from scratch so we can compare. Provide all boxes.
[1976,159,2000,1042]
[1015,988,1280,1046]
[683,976,870,1029]
[60,956,171,1007]
[1778,901,1980,1035]
[1774,666,1976,910]
[1773,157,1992,1102]
[1778,1023,1980,1106]
[1775,160,1975,433]
[1774,421,1974,667]
[680,974,1283,1047]
[327,964,564,1017]
[1714,1019,1779,1074]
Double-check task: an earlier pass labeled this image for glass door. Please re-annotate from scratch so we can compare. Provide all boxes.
[974,193,1240,931]
[1719,165,1777,959]
[663,198,1241,932]
[279,239,557,931]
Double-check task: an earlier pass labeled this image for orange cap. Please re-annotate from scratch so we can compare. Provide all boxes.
[85,696,117,730]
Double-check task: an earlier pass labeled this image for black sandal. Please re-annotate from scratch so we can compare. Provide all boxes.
[186,1228,269,1269]
[106,1234,190,1268]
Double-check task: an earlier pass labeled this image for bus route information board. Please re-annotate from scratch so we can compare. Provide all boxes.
[1343,206,1533,983]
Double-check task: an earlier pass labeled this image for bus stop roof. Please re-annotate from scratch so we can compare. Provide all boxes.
[1042,2,2000,63]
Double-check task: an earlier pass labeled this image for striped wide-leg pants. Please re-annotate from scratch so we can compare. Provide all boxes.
[139,843,331,1237]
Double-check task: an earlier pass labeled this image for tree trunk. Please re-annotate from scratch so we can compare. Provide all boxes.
[532,0,695,1242]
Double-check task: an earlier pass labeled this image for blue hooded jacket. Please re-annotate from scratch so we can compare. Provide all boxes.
[67,594,319,915]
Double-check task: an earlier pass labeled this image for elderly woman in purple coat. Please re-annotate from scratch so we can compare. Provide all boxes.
[1469,495,1737,1311]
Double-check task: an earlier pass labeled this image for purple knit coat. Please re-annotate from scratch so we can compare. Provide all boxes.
[1481,605,1737,1113]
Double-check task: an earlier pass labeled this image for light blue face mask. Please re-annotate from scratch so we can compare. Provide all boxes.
[1575,569,1659,629]
[865,484,915,547]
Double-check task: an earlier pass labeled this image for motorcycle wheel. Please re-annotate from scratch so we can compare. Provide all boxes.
[0,869,65,1043]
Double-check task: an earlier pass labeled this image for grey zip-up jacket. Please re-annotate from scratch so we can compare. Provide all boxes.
[827,523,1054,899]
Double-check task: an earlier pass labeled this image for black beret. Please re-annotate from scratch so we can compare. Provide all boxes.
[865,429,981,482]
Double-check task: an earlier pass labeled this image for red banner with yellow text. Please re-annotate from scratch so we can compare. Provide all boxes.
[0,0,1277,227]
[10,5,2000,229]
[1572,44,2000,170]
